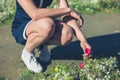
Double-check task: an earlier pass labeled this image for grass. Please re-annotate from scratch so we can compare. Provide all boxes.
[15,57,120,80]
[0,77,5,80]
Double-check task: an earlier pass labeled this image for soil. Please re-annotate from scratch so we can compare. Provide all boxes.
[0,13,120,80]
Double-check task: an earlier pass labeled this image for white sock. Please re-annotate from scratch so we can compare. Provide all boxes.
[22,48,33,56]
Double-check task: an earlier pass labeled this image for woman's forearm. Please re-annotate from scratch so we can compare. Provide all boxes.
[34,8,71,20]
[65,18,86,42]
[57,0,69,8]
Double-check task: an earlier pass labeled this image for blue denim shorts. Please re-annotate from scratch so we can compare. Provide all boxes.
[11,0,53,45]
[11,20,31,45]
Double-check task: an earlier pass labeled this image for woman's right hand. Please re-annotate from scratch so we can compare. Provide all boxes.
[69,10,84,27]
[80,41,91,55]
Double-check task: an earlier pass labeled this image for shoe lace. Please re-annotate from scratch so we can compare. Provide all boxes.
[30,56,37,63]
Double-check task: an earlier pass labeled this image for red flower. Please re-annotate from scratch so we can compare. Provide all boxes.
[79,62,84,68]
[85,48,91,55]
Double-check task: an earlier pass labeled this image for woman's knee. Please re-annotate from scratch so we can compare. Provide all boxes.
[61,27,74,45]
[27,17,55,38]
[39,17,55,34]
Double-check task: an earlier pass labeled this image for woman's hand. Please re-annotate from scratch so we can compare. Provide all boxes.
[80,41,91,55]
[69,10,84,27]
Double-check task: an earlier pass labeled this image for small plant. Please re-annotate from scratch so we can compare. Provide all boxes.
[49,57,120,80]
[0,77,5,80]
[52,63,73,80]
[0,0,15,25]
[17,57,120,80]
[15,70,34,80]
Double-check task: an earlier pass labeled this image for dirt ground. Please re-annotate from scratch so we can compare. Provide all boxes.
[0,13,120,80]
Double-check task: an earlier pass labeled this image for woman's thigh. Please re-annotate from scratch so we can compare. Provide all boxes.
[26,17,55,37]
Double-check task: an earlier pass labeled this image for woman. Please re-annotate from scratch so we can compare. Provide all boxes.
[11,0,91,73]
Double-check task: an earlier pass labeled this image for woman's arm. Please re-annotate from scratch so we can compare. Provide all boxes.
[57,0,91,53]
[57,0,83,26]
[17,0,71,21]
[57,0,85,40]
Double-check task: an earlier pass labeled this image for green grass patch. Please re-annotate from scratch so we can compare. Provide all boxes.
[16,70,35,80]
[0,77,5,80]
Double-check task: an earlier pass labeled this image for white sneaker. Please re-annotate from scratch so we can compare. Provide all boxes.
[21,51,43,73]
[38,44,51,62]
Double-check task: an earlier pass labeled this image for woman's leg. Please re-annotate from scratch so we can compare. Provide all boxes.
[46,20,74,45]
[25,17,55,53]
[22,17,55,73]
[38,20,74,62]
